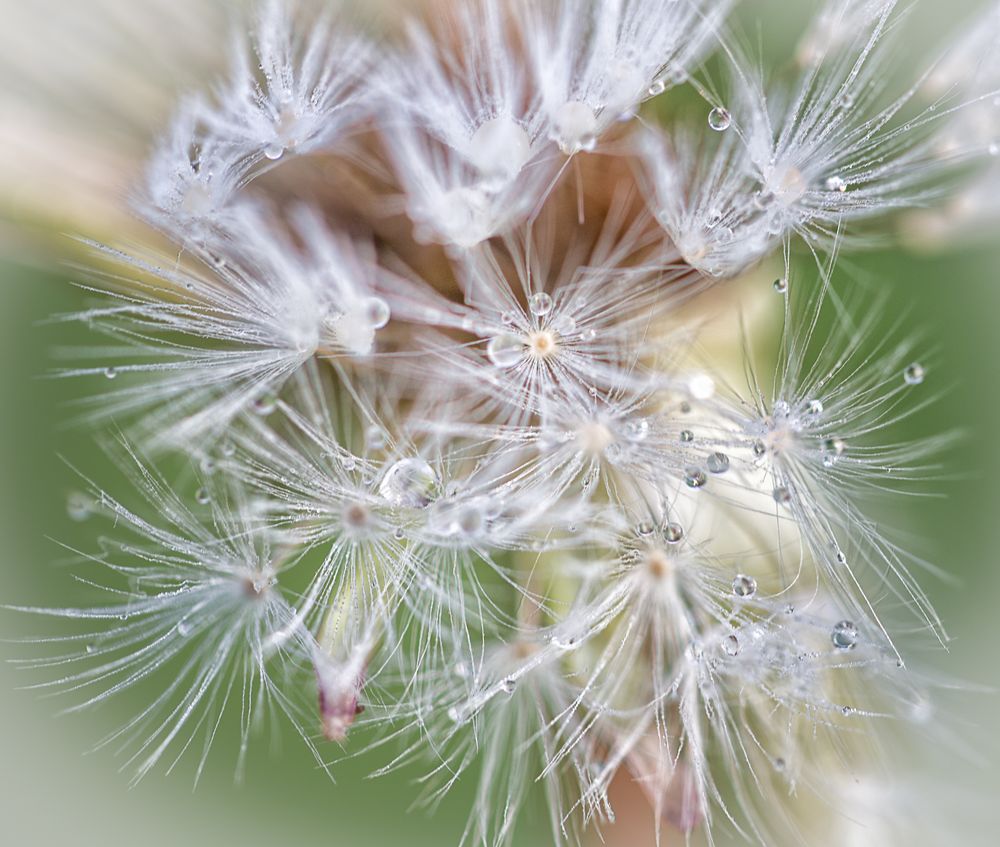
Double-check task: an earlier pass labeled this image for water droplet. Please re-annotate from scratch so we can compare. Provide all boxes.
[499,676,516,695]
[708,107,732,131]
[772,485,791,505]
[378,458,439,508]
[706,452,730,474]
[822,437,847,467]
[528,292,554,317]
[663,523,684,543]
[685,468,707,489]
[732,574,757,598]
[362,296,391,329]
[679,430,694,443]
[84,643,95,655]
[623,419,650,442]
[647,78,667,97]
[104,367,118,380]
[200,456,216,475]
[220,439,236,458]
[446,706,461,722]
[989,141,1000,157]
[831,620,858,650]
[66,492,91,522]
[825,175,847,193]
[752,440,767,459]
[550,314,577,336]
[723,634,741,656]
[487,334,524,368]
[773,277,788,294]
[176,620,192,637]
[904,363,925,385]
[635,521,655,537]
[805,399,823,416]
[264,142,285,160]
[365,425,387,452]
[195,487,211,505]
[253,393,277,416]
[393,526,405,540]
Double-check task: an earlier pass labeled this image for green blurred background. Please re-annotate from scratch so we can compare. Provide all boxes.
[1,1,998,845]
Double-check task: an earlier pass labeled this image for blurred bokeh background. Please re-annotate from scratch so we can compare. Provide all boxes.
[1,1,997,845]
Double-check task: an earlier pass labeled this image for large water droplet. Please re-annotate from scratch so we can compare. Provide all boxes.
[528,292,554,317]
[831,620,858,650]
[685,468,707,489]
[663,522,684,543]
[904,363,925,385]
[253,393,277,416]
[706,452,730,474]
[378,458,439,508]
[732,574,757,598]
[723,634,740,656]
[708,107,732,131]
[773,277,788,294]
[825,175,847,193]
[487,334,524,368]
[362,296,391,329]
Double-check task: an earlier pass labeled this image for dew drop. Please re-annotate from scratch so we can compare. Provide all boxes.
[66,492,91,522]
[220,439,236,458]
[499,676,516,695]
[679,430,694,443]
[378,458,439,509]
[772,485,791,505]
[200,456,217,475]
[805,399,823,416]
[528,292,554,317]
[723,634,741,656]
[773,277,788,294]
[635,521,655,537]
[732,574,757,598]
[487,334,524,368]
[822,437,847,467]
[393,526,406,540]
[706,452,730,474]
[264,142,285,160]
[550,314,577,336]
[904,363,925,385]
[708,107,732,131]
[176,620,192,637]
[253,393,277,416]
[104,367,118,380]
[663,522,684,543]
[447,706,461,722]
[831,620,858,650]
[647,78,667,97]
[365,425,388,453]
[362,296,391,329]
[623,419,650,442]
[752,440,767,459]
[684,468,707,489]
[825,175,847,193]
[195,487,211,505]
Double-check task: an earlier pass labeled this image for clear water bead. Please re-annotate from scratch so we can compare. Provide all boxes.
[378,458,439,509]
[708,107,732,131]
[66,492,91,522]
[663,523,684,543]
[732,574,757,598]
[684,468,707,489]
[706,452,730,473]
[362,296,391,329]
[822,437,847,467]
[825,175,847,193]
[104,366,118,379]
[723,635,741,656]
[772,485,791,505]
[805,399,823,416]
[528,292,554,317]
[904,363,926,385]
[253,394,277,416]
[195,487,211,505]
[499,676,516,695]
[635,521,655,537]
[487,334,524,368]
[831,620,859,650]
[679,430,694,443]
[773,277,788,294]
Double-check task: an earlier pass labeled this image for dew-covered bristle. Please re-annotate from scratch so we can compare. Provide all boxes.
[13,0,995,845]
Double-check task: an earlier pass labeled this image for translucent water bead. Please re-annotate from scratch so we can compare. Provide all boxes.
[487,334,524,367]
[904,363,926,385]
[467,115,532,183]
[708,107,732,131]
[378,458,439,509]
[831,620,858,650]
